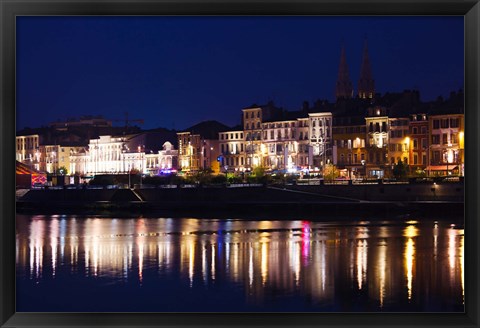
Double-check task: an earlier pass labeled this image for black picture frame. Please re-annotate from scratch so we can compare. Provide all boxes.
[1,0,479,327]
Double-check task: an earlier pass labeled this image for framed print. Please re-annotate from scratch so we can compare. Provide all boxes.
[1,0,479,327]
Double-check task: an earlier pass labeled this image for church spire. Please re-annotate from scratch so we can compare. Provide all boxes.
[335,44,353,100]
[358,38,375,99]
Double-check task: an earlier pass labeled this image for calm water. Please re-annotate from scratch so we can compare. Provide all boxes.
[16,214,464,312]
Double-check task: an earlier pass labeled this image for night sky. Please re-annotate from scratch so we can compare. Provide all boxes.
[16,16,464,131]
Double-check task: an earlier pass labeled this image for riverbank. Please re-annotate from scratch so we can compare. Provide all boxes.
[16,183,464,219]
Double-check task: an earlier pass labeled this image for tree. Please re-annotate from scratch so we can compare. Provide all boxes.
[193,169,213,185]
[392,159,409,180]
[323,163,339,182]
[56,166,68,175]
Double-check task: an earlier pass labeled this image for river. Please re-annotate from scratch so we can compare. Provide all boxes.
[16,214,464,312]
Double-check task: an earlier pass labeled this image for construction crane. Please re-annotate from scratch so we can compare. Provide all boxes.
[112,112,144,134]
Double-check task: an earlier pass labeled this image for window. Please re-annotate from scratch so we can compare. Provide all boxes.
[421,126,427,134]
[412,127,418,134]
[421,138,427,149]
[450,118,460,128]
[443,133,448,145]
[441,119,449,129]
[369,122,373,132]
[361,153,365,161]
[257,111,260,118]
[451,133,458,144]
[354,153,358,163]
[413,139,418,149]
[270,131,274,139]
[235,133,238,139]
[431,135,440,144]
[433,120,440,129]
[422,155,427,165]
[375,123,380,132]
[246,123,249,130]
[340,154,345,163]
[414,154,418,165]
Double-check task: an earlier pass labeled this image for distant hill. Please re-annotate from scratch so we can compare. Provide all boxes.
[182,120,231,139]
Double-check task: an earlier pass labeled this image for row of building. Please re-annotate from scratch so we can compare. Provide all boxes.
[16,98,464,180]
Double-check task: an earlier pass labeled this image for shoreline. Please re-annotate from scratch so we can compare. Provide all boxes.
[16,183,464,219]
[16,200,464,220]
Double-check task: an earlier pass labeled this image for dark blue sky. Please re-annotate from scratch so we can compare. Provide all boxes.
[16,16,464,131]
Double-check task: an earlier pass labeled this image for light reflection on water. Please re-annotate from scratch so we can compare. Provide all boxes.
[16,215,464,312]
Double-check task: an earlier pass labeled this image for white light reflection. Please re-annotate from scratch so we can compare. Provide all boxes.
[248,244,253,287]
[188,237,195,287]
[404,225,418,301]
[211,243,216,281]
[405,238,414,300]
[378,240,387,308]
[50,219,59,277]
[202,241,207,284]
[59,218,67,259]
[448,228,457,285]
[356,239,368,290]
[261,242,268,285]
[29,219,45,279]
[289,241,301,285]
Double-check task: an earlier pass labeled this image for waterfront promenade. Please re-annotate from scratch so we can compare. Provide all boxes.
[16,181,464,218]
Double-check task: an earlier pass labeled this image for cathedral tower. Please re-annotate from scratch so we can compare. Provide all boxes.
[358,39,375,99]
[335,44,353,100]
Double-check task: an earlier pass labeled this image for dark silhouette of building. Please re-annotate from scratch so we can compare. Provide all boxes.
[358,39,375,99]
[335,44,354,100]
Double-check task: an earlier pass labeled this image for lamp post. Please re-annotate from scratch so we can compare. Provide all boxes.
[405,137,410,177]
[446,143,452,176]
[361,159,366,180]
